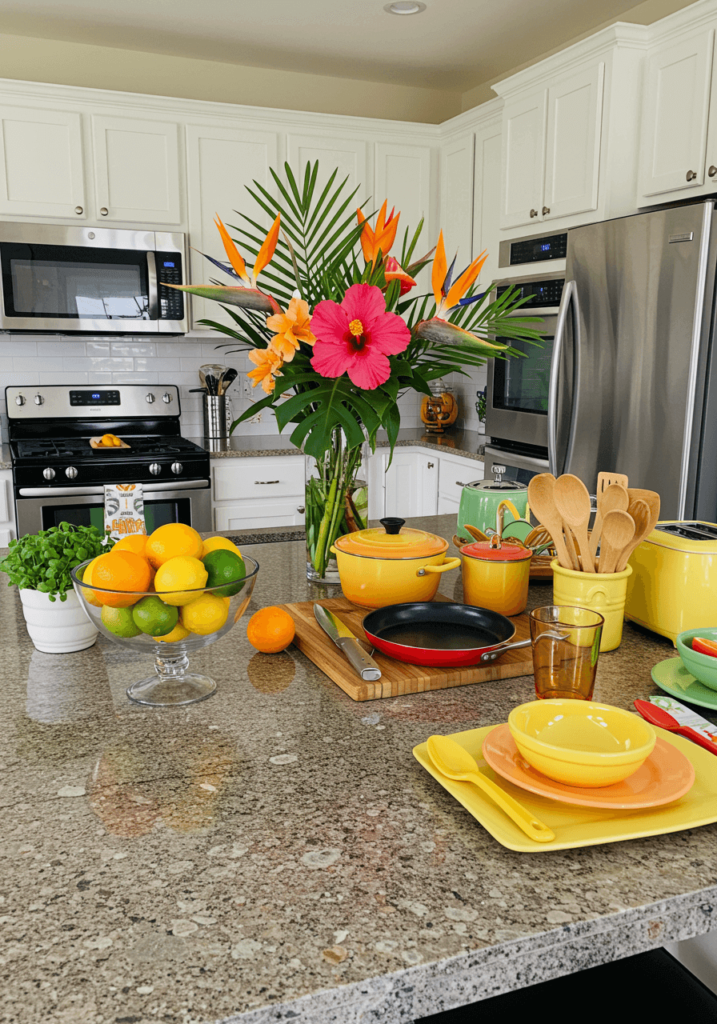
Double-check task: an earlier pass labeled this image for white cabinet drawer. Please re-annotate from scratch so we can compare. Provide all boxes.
[437,493,461,516]
[211,457,304,502]
[438,455,484,502]
[214,499,305,532]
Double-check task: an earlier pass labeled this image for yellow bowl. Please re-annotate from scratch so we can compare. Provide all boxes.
[508,699,656,788]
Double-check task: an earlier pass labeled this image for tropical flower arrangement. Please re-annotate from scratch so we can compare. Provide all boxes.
[173,162,543,581]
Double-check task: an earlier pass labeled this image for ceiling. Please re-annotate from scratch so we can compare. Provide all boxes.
[0,0,698,93]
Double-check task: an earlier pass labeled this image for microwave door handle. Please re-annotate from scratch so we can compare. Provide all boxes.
[548,279,575,474]
[147,251,159,320]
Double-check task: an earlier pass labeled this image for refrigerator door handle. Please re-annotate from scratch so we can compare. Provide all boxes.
[547,279,581,475]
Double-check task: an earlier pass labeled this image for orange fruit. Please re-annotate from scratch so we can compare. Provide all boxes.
[113,534,149,558]
[145,523,203,569]
[91,551,153,608]
[246,607,295,654]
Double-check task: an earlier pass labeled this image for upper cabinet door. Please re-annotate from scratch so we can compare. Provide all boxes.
[375,141,433,250]
[500,90,547,230]
[0,106,85,218]
[92,115,181,223]
[286,134,370,205]
[544,63,604,221]
[638,30,714,198]
[440,134,474,266]
[473,122,502,284]
[185,125,279,329]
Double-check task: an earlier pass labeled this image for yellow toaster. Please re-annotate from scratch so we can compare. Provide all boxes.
[625,521,717,643]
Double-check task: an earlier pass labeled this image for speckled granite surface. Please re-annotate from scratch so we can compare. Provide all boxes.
[190,428,487,463]
[1,515,716,1024]
[0,443,10,471]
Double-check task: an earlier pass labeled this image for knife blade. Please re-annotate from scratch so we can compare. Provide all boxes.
[314,605,382,682]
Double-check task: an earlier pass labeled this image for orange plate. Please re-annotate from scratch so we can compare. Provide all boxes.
[482,723,695,810]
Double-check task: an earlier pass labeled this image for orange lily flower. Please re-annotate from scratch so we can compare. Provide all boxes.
[357,200,400,264]
[431,230,488,318]
[266,297,316,362]
[384,256,416,296]
[247,348,283,394]
[214,213,280,287]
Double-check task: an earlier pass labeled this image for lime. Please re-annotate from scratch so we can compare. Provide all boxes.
[181,593,230,635]
[101,605,142,638]
[202,549,246,597]
[132,595,179,636]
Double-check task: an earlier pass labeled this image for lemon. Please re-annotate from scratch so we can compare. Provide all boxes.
[145,523,204,569]
[157,621,191,643]
[201,536,241,559]
[181,593,229,635]
[203,550,246,597]
[80,556,103,607]
[101,605,142,638]
[154,555,208,606]
[132,596,179,636]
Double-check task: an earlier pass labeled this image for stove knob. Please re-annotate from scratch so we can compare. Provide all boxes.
[145,393,155,404]
[15,395,25,406]
[171,462,183,475]
[149,463,162,476]
[34,394,44,406]
[43,467,56,481]
[65,466,78,480]
[162,392,173,404]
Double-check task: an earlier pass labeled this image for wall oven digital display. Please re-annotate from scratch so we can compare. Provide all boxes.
[509,234,567,265]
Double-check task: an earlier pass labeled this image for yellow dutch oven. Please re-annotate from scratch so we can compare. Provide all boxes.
[331,517,461,609]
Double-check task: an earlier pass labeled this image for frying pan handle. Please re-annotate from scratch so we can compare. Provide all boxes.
[417,557,461,577]
[479,637,532,664]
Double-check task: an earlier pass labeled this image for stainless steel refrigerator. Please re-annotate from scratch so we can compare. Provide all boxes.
[554,199,717,520]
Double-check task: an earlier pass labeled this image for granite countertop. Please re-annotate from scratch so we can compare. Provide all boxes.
[0,443,10,471]
[3,515,716,1024]
[191,427,487,462]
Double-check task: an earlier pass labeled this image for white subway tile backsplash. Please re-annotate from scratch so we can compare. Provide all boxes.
[134,357,180,373]
[39,370,89,384]
[14,357,64,372]
[63,356,134,373]
[157,341,203,358]
[0,339,36,356]
[37,340,87,357]
[111,372,159,384]
[110,340,157,358]
[85,341,112,357]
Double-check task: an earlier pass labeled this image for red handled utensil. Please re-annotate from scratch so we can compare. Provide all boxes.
[634,699,717,755]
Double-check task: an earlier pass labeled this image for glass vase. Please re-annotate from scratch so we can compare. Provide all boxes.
[304,428,369,584]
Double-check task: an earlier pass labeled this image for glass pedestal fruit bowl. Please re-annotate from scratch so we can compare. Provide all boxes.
[71,554,259,707]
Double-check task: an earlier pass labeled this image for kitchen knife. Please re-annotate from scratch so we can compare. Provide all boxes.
[647,695,717,743]
[634,699,717,755]
[314,605,382,681]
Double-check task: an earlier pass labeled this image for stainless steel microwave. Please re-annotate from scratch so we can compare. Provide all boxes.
[0,223,187,334]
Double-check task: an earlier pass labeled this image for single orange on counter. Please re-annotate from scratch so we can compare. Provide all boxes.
[246,606,295,654]
[145,523,204,569]
[113,534,149,558]
[91,550,153,607]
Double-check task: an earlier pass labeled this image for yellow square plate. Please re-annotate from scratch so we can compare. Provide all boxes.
[413,724,717,852]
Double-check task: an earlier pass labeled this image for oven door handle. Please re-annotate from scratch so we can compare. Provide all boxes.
[547,279,581,475]
[147,251,159,320]
[18,480,210,497]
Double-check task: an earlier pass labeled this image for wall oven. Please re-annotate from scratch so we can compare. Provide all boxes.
[0,223,187,333]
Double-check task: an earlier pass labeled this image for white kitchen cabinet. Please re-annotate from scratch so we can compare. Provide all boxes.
[437,492,461,516]
[440,133,474,265]
[91,115,182,224]
[382,450,438,519]
[375,142,433,247]
[0,470,16,547]
[543,63,604,221]
[437,453,484,508]
[638,30,715,199]
[211,456,305,531]
[186,124,279,328]
[472,113,502,284]
[500,90,547,230]
[286,133,369,202]
[0,106,85,218]
[214,500,305,532]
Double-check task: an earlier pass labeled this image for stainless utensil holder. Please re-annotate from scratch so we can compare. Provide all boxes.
[203,394,227,439]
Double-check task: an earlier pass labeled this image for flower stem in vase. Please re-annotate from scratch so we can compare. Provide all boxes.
[305,430,367,583]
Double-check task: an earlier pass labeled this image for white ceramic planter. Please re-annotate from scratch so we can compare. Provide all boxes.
[19,589,98,654]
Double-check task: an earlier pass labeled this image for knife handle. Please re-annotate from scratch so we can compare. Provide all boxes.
[679,725,717,755]
[336,637,382,681]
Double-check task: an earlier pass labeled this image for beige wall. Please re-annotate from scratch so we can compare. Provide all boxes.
[0,31,459,124]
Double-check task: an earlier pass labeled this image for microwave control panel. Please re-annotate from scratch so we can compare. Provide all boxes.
[157,253,184,321]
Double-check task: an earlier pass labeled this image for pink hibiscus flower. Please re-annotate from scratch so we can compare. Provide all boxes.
[310,284,411,390]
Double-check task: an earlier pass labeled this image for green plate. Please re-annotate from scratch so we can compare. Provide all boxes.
[652,657,717,710]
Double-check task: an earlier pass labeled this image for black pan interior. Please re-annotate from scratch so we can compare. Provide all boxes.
[363,602,514,651]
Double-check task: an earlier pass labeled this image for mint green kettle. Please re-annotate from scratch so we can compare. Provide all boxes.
[456,479,529,544]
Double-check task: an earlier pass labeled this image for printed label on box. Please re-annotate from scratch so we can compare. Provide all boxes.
[104,484,146,541]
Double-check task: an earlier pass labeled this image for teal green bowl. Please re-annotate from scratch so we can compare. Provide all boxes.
[676,627,717,692]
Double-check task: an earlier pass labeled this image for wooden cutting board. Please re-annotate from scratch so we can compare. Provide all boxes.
[282,596,533,702]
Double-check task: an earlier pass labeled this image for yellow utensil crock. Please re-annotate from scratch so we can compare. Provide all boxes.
[551,560,632,652]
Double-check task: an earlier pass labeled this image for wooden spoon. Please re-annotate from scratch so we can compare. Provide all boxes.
[554,475,596,572]
[527,474,574,570]
[598,509,635,573]
[616,499,652,571]
[589,483,629,561]
[627,488,661,537]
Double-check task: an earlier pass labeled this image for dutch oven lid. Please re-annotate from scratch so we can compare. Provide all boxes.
[334,517,448,558]
[462,536,532,562]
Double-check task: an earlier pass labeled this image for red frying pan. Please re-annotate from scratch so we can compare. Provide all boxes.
[362,602,531,668]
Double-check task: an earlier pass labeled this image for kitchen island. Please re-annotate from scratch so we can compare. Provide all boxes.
[2,515,716,1024]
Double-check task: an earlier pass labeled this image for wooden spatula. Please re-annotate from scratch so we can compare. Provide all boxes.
[616,499,652,571]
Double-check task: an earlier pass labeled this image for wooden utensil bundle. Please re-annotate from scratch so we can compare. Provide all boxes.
[527,472,660,573]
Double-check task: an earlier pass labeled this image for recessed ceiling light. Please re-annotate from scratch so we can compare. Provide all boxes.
[384,2,426,14]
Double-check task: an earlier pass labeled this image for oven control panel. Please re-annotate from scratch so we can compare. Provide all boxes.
[6,384,181,419]
[496,278,564,308]
[499,232,567,268]
[157,252,184,321]
[70,390,121,406]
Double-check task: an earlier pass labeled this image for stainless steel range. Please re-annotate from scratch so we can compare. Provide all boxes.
[7,384,211,536]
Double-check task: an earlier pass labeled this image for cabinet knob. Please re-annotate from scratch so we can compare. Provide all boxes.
[542,206,550,216]
[686,170,697,182]
[427,462,434,468]
[297,506,305,514]
[709,165,717,178]
[529,209,538,218]
[100,207,109,216]
[74,206,83,215]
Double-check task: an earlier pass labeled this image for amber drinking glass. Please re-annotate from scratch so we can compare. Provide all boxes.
[529,605,604,700]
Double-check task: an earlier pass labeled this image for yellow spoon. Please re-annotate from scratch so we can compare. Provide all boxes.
[427,734,555,844]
